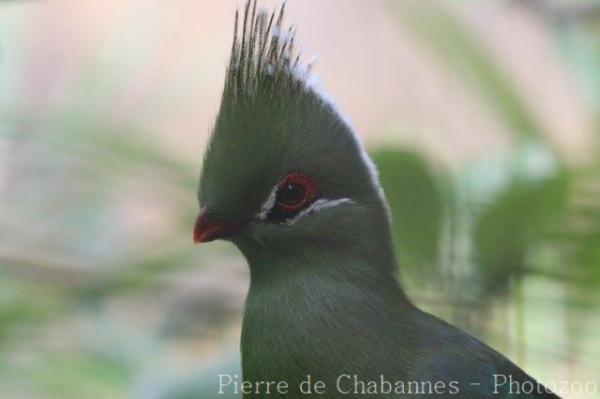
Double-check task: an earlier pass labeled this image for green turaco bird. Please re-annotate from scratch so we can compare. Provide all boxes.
[194,1,560,398]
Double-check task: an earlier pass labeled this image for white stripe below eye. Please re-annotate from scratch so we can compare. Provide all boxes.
[255,185,354,224]
[283,197,354,225]
[256,185,278,221]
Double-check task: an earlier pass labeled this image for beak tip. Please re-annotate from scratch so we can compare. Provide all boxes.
[193,230,209,244]
[193,212,208,244]
[193,210,243,244]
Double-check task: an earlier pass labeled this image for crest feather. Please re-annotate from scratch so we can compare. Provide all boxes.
[224,0,314,102]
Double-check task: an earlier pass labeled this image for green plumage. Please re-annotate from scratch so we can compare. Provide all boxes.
[198,1,559,397]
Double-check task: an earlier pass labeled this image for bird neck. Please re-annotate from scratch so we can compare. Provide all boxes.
[245,249,409,306]
[245,243,403,292]
[238,205,411,311]
[235,199,410,311]
[243,234,403,291]
[236,202,419,386]
[239,242,415,386]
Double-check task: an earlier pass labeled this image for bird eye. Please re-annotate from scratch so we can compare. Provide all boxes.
[274,173,319,214]
[277,183,305,206]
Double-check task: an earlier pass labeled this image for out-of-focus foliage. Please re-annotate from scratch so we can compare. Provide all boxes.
[394,0,543,140]
[372,149,445,279]
[474,169,570,293]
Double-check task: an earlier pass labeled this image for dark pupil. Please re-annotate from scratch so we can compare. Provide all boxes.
[278,183,305,205]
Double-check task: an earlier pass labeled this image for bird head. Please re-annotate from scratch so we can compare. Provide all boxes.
[195,1,394,272]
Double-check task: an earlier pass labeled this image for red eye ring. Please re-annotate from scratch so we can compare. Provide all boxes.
[275,173,320,213]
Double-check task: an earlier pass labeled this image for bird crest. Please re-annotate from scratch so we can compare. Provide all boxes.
[222,0,317,106]
[201,0,384,226]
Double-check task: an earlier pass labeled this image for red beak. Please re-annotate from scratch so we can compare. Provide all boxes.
[193,210,244,243]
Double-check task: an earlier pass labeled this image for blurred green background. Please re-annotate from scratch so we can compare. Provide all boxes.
[0,0,599,398]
